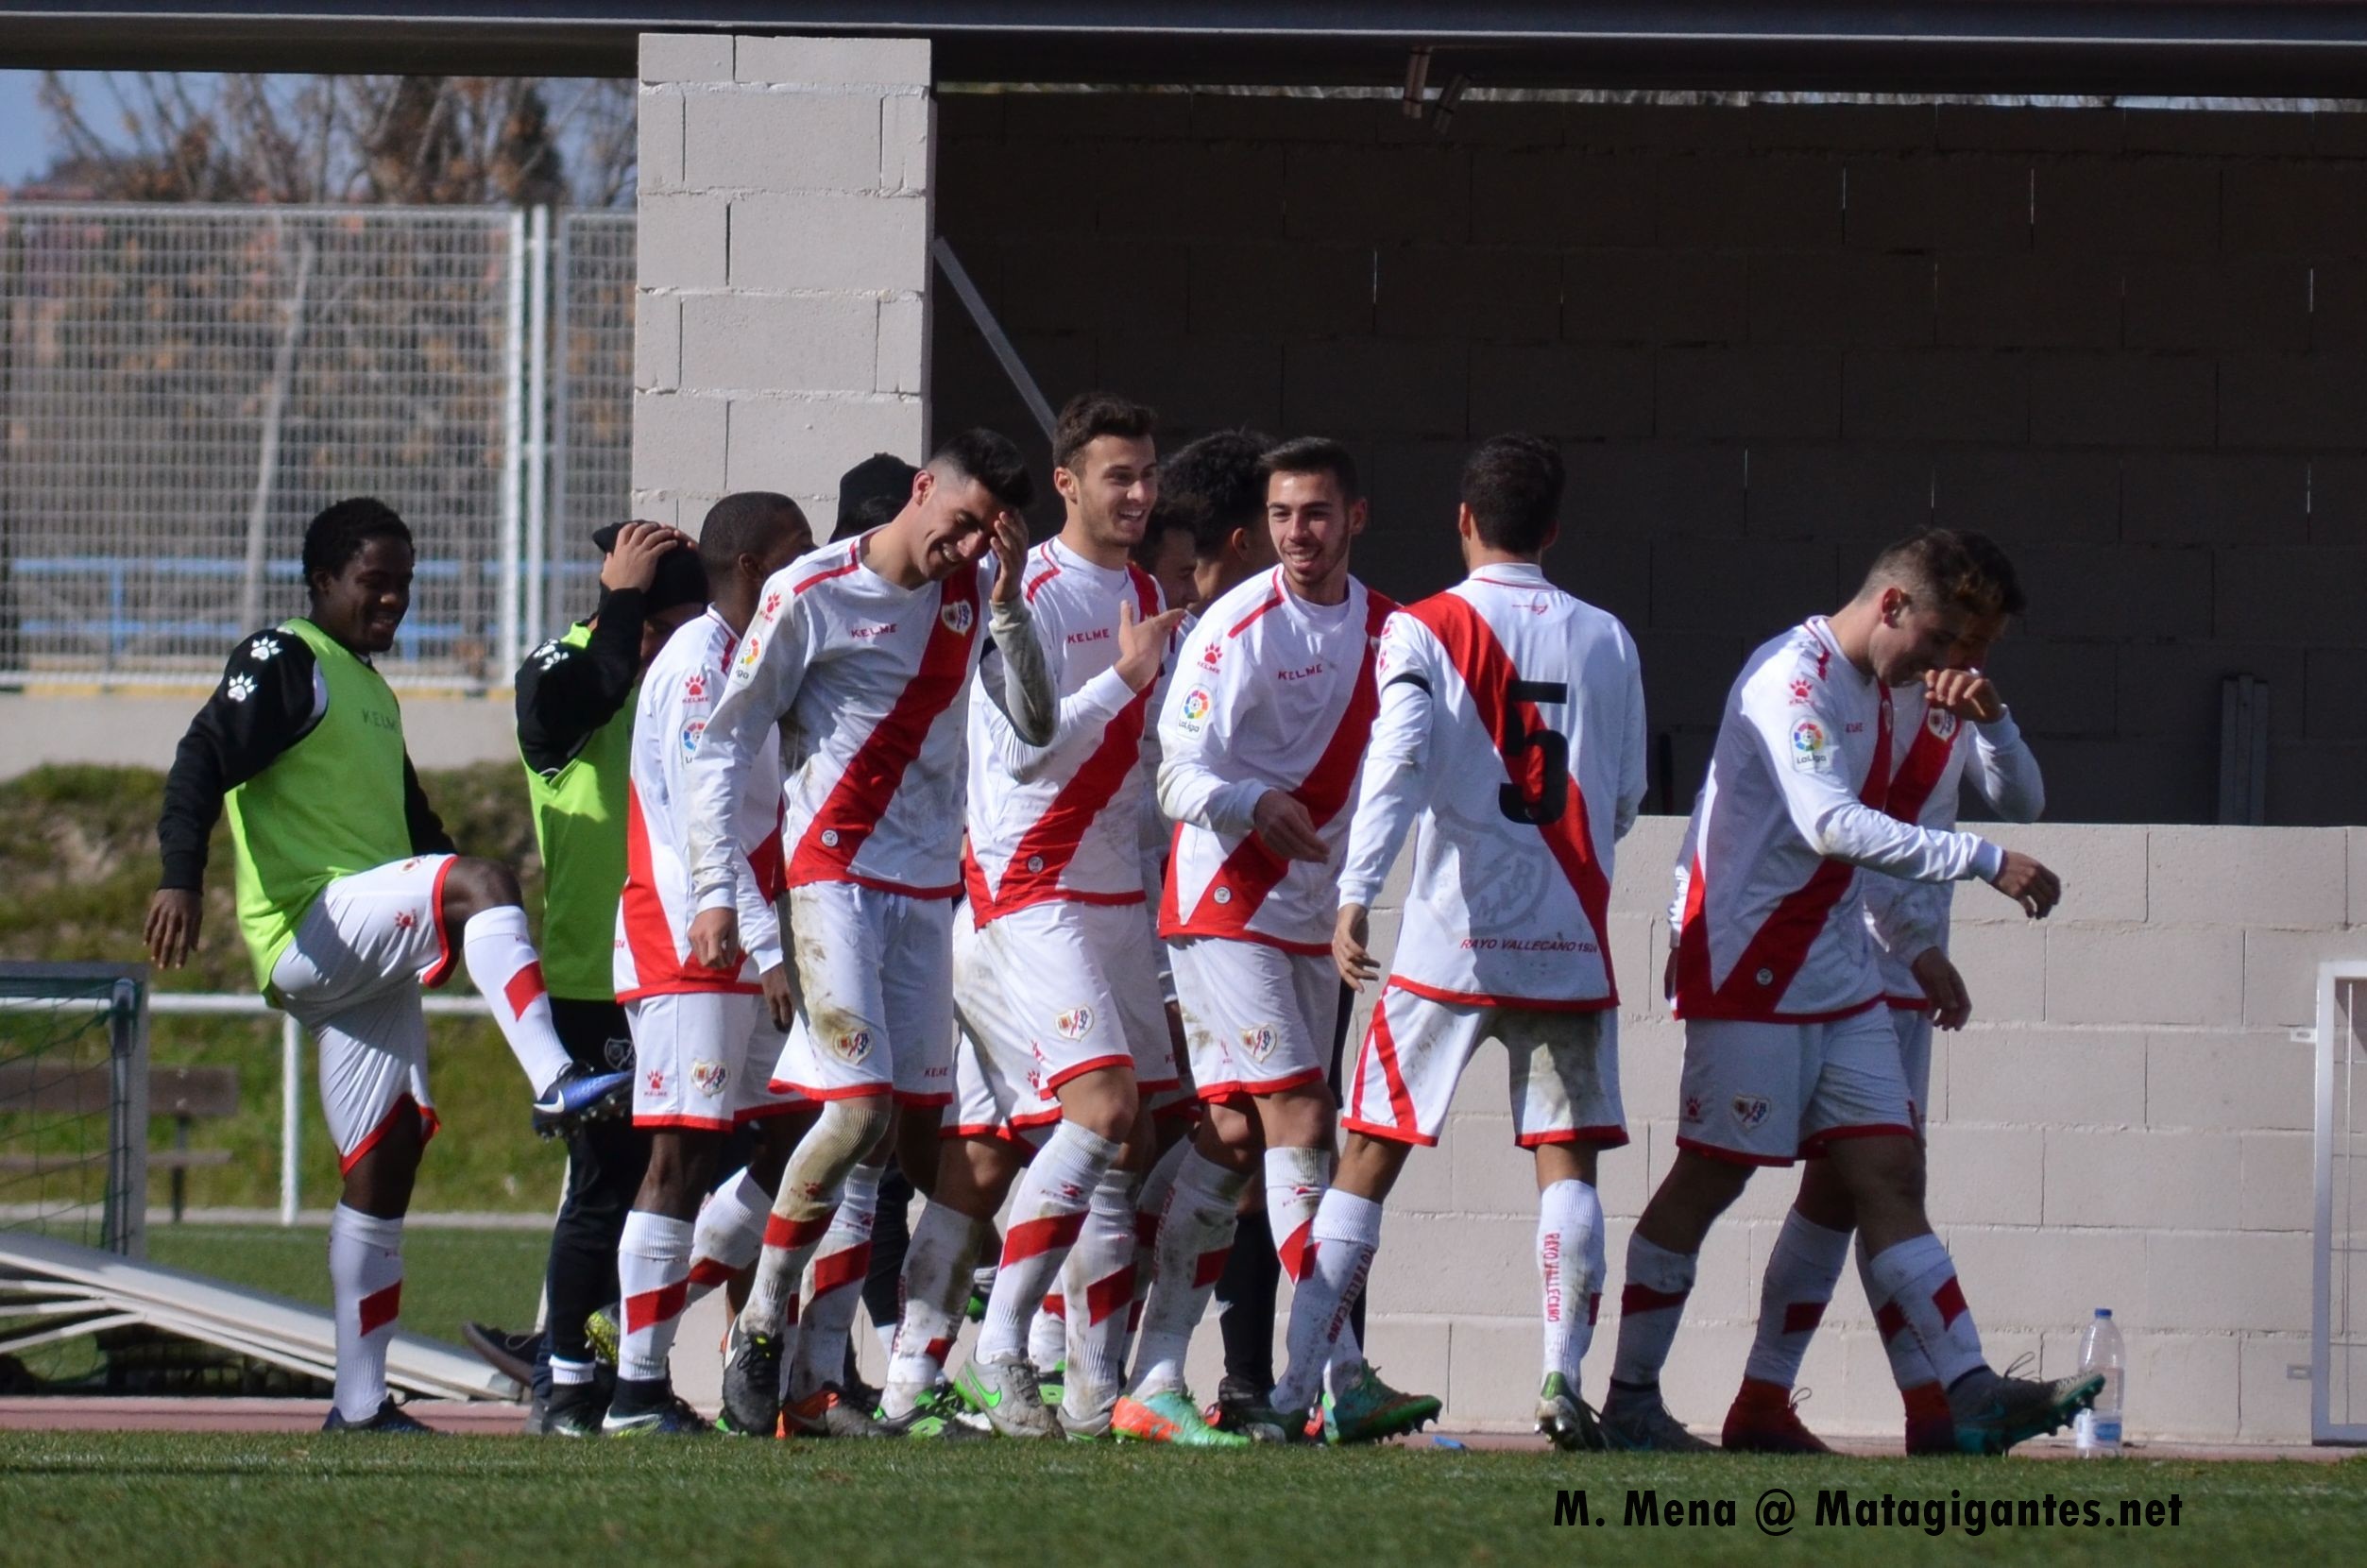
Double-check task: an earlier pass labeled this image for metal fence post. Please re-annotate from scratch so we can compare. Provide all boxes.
[281,1012,302,1227]
[498,208,528,681]
[524,205,553,656]
[109,975,148,1258]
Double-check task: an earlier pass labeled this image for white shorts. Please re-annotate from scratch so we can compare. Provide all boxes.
[1168,937,1339,1102]
[626,990,809,1132]
[773,881,956,1107]
[1343,983,1627,1150]
[948,900,1058,1142]
[268,854,456,1174]
[1677,1007,1916,1167]
[978,899,1178,1097]
[1887,1004,1933,1137]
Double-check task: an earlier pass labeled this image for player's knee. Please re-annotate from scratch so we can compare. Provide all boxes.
[1258,1084,1334,1149]
[439,856,521,926]
[1058,1067,1138,1143]
[639,1132,718,1218]
[789,1095,891,1196]
[1336,1133,1405,1200]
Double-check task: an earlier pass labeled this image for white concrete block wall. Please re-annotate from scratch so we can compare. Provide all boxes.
[633,33,931,537]
[1319,816,2339,1442]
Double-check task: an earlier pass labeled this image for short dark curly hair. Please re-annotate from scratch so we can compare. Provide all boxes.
[1160,428,1272,557]
[1862,528,2026,619]
[301,498,412,588]
[1051,391,1157,474]
[1461,434,1564,555]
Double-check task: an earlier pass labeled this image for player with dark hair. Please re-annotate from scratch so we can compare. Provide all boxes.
[687,430,1056,1438]
[1163,429,1277,613]
[1133,503,1200,619]
[1723,529,2046,1456]
[601,493,821,1437]
[147,497,631,1433]
[1311,433,1639,1448]
[1603,531,2098,1454]
[501,515,706,1434]
[1118,436,1421,1446]
[876,393,1184,1439]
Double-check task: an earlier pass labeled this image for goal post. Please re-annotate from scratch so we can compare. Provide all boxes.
[0,961,148,1260]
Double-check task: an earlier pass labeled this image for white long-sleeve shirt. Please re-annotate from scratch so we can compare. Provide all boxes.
[965,537,1165,919]
[615,609,784,999]
[1671,617,2006,1023]
[685,536,1050,911]
[1863,687,2045,1001]
[1157,567,1395,954]
[1337,564,1646,1008]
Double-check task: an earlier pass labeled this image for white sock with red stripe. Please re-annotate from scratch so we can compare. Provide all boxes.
[685,1167,770,1306]
[1130,1135,1190,1334]
[1266,1145,1364,1373]
[1742,1208,1852,1390]
[616,1209,694,1385]
[1863,1233,1987,1389]
[1270,1187,1382,1415]
[1029,1296,1067,1370]
[1125,1147,1246,1398]
[1856,1235,1951,1439]
[1609,1235,1696,1393]
[1538,1178,1605,1388]
[1059,1165,1141,1422]
[790,1164,878,1400]
[976,1121,1122,1364]
[328,1203,403,1423]
[884,1203,990,1417]
[460,907,572,1096]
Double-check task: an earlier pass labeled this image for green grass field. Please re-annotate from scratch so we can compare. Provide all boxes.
[0,1435,2358,1568]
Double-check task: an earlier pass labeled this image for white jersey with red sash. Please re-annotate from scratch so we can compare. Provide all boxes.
[615,609,785,1000]
[687,536,994,912]
[1672,617,2002,1023]
[964,537,1164,920]
[1337,564,1646,1008]
[1865,686,2046,1005]
[1156,568,1395,955]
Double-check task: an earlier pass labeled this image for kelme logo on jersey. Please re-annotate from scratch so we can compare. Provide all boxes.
[1239,1024,1279,1064]
[1054,1005,1094,1041]
[684,671,707,702]
[1730,1095,1771,1133]
[1789,718,1831,770]
[941,600,975,636]
[691,1058,729,1098]
[680,718,706,758]
[835,1028,875,1065]
[1199,640,1222,671]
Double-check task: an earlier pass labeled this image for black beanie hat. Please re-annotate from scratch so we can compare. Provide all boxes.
[591,521,707,615]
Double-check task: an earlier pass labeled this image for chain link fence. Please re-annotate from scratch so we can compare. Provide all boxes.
[0,203,635,690]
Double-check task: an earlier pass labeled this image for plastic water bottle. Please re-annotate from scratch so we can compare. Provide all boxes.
[2073,1308,2124,1457]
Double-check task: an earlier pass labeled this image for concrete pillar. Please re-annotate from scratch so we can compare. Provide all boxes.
[634,32,932,537]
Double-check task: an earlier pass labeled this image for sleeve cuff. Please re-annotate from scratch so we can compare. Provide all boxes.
[1337,879,1380,909]
[1212,779,1269,836]
[1975,707,2021,745]
[1075,666,1136,720]
[692,883,737,915]
[1969,840,2004,881]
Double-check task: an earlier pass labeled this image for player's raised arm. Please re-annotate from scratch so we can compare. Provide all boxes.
[684,581,812,959]
[982,507,1059,748]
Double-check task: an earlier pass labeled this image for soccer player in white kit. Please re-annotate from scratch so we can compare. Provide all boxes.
[1601,532,2100,1455]
[601,494,817,1436]
[1115,436,1406,1446]
[1313,435,1645,1451]
[684,430,1055,1438]
[872,394,1184,1440]
[1724,533,2045,1456]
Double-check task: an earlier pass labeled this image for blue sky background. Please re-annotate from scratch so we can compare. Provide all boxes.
[0,71,69,184]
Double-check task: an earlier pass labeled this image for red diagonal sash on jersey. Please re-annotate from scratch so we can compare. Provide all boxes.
[1676,688,1894,1017]
[1882,707,1961,825]
[1406,591,1618,1004]
[1175,590,1396,936]
[787,569,980,886]
[982,568,1162,920]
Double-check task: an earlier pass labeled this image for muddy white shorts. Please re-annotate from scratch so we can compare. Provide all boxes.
[1167,936,1339,1103]
[774,881,956,1107]
[1676,1006,1916,1167]
[626,988,808,1131]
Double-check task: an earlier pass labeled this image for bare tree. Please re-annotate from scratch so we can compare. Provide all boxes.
[33,74,636,207]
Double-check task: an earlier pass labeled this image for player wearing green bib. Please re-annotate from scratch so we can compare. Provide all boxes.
[147,498,632,1433]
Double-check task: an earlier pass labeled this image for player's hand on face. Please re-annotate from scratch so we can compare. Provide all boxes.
[1987,850,2061,919]
[986,509,1030,605]
[1926,667,2005,724]
[1909,946,1972,1031]
[1115,597,1187,691]
[1333,904,1378,990]
[144,888,203,969]
[600,520,693,594]
[688,908,743,971]
[1252,790,1328,862]
[759,963,797,1031]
